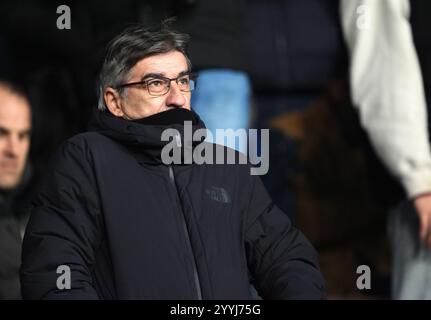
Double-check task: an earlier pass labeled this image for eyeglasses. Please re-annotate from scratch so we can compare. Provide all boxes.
[115,73,197,96]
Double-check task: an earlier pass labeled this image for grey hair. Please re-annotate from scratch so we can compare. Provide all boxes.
[97,20,192,111]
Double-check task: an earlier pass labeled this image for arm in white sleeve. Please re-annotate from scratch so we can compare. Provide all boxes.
[340,0,431,198]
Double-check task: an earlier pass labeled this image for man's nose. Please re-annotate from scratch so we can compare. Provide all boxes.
[4,136,19,157]
[165,82,186,108]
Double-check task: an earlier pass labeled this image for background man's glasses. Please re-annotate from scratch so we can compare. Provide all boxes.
[115,73,197,96]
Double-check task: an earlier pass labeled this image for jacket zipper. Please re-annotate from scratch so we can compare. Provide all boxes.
[168,166,202,300]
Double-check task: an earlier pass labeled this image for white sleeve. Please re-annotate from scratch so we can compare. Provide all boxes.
[340,0,431,198]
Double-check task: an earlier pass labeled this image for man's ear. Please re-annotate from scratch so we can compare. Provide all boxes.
[104,87,125,117]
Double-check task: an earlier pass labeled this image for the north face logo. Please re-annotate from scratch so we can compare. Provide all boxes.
[205,186,231,204]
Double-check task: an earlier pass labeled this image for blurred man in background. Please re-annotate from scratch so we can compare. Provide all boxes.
[0,80,32,299]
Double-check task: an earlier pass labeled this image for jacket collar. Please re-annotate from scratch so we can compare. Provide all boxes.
[88,108,207,165]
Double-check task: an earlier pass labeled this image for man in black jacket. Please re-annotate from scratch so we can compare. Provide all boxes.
[0,80,32,299]
[21,22,326,299]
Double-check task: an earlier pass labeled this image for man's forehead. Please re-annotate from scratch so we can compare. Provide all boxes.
[131,51,189,78]
[0,87,30,108]
[0,96,31,131]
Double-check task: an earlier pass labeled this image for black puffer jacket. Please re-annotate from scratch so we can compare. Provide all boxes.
[21,109,325,299]
[0,195,22,299]
[1,163,33,300]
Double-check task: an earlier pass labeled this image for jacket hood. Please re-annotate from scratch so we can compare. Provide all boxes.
[88,108,207,165]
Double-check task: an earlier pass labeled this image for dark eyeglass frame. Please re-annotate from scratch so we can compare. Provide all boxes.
[115,72,197,97]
